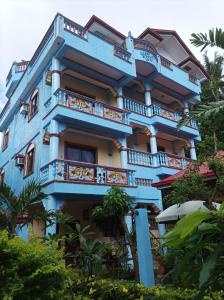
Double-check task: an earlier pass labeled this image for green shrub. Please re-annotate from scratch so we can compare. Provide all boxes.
[71,271,224,300]
[0,230,70,299]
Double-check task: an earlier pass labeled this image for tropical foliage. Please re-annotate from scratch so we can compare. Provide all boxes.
[165,154,224,208]
[92,186,138,278]
[71,269,224,300]
[0,230,70,300]
[0,180,50,238]
[190,28,224,51]
[163,205,224,296]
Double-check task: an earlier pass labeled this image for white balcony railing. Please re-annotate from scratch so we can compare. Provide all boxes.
[123,97,198,129]
[127,149,191,169]
[123,97,148,115]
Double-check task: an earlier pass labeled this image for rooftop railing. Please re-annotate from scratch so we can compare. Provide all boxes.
[133,39,158,60]
[40,159,136,187]
[64,17,88,40]
[15,61,29,73]
[114,44,131,62]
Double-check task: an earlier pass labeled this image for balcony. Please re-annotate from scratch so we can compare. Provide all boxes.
[44,89,132,135]
[123,97,198,130]
[127,149,191,170]
[63,17,134,78]
[40,159,136,187]
[55,88,129,123]
[133,39,200,95]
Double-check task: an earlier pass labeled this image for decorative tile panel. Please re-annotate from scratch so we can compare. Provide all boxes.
[68,165,95,182]
[103,107,123,123]
[106,170,128,185]
[68,96,93,113]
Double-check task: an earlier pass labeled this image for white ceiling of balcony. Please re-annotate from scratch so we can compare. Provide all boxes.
[88,22,124,45]
[156,35,189,65]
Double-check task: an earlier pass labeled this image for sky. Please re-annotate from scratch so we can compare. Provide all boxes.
[0,0,223,109]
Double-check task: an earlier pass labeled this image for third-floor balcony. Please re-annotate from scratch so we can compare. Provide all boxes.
[44,88,132,135]
[123,97,198,130]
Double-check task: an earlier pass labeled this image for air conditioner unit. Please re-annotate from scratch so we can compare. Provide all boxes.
[20,102,29,116]
[15,154,25,167]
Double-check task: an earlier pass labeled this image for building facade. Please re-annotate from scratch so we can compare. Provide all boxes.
[0,14,207,286]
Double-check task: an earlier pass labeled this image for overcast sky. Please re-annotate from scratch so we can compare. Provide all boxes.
[0,0,223,108]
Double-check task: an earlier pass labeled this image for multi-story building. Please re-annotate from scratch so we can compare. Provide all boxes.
[0,14,207,285]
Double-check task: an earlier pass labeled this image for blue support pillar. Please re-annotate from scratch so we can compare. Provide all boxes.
[43,195,64,236]
[119,137,128,169]
[135,208,155,287]
[125,214,134,268]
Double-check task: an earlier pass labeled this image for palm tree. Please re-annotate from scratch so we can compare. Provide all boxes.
[179,53,224,151]
[188,28,224,118]
[0,179,49,238]
[190,28,224,51]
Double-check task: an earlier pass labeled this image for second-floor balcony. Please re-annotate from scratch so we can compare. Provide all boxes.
[127,149,191,170]
[40,159,136,187]
[123,97,198,130]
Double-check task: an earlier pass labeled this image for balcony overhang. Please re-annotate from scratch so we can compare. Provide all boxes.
[43,104,132,137]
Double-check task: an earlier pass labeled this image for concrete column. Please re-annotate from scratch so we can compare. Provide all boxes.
[119,136,128,169]
[125,214,134,268]
[149,135,157,154]
[144,82,152,117]
[189,139,197,160]
[125,31,134,54]
[51,57,61,106]
[144,82,152,106]
[49,119,59,161]
[183,100,189,114]
[149,125,158,154]
[149,125,158,166]
[43,195,64,236]
[135,208,155,287]
[116,87,123,109]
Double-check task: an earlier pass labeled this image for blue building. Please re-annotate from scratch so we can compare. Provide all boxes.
[0,14,207,286]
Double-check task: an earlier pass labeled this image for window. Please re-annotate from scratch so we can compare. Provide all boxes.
[2,129,9,150]
[0,169,5,184]
[157,145,165,152]
[65,144,96,164]
[24,143,35,177]
[28,89,39,119]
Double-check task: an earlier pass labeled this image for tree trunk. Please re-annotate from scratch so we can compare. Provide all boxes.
[213,130,218,153]
[120,216,139,281]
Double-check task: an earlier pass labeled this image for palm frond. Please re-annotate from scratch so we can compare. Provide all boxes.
[191,28,224,51]
[193,100,224,118]
[17,179,47,216]
[0,183,17,213]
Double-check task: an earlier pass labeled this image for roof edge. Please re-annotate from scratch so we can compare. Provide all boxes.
[85,15,126,40]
